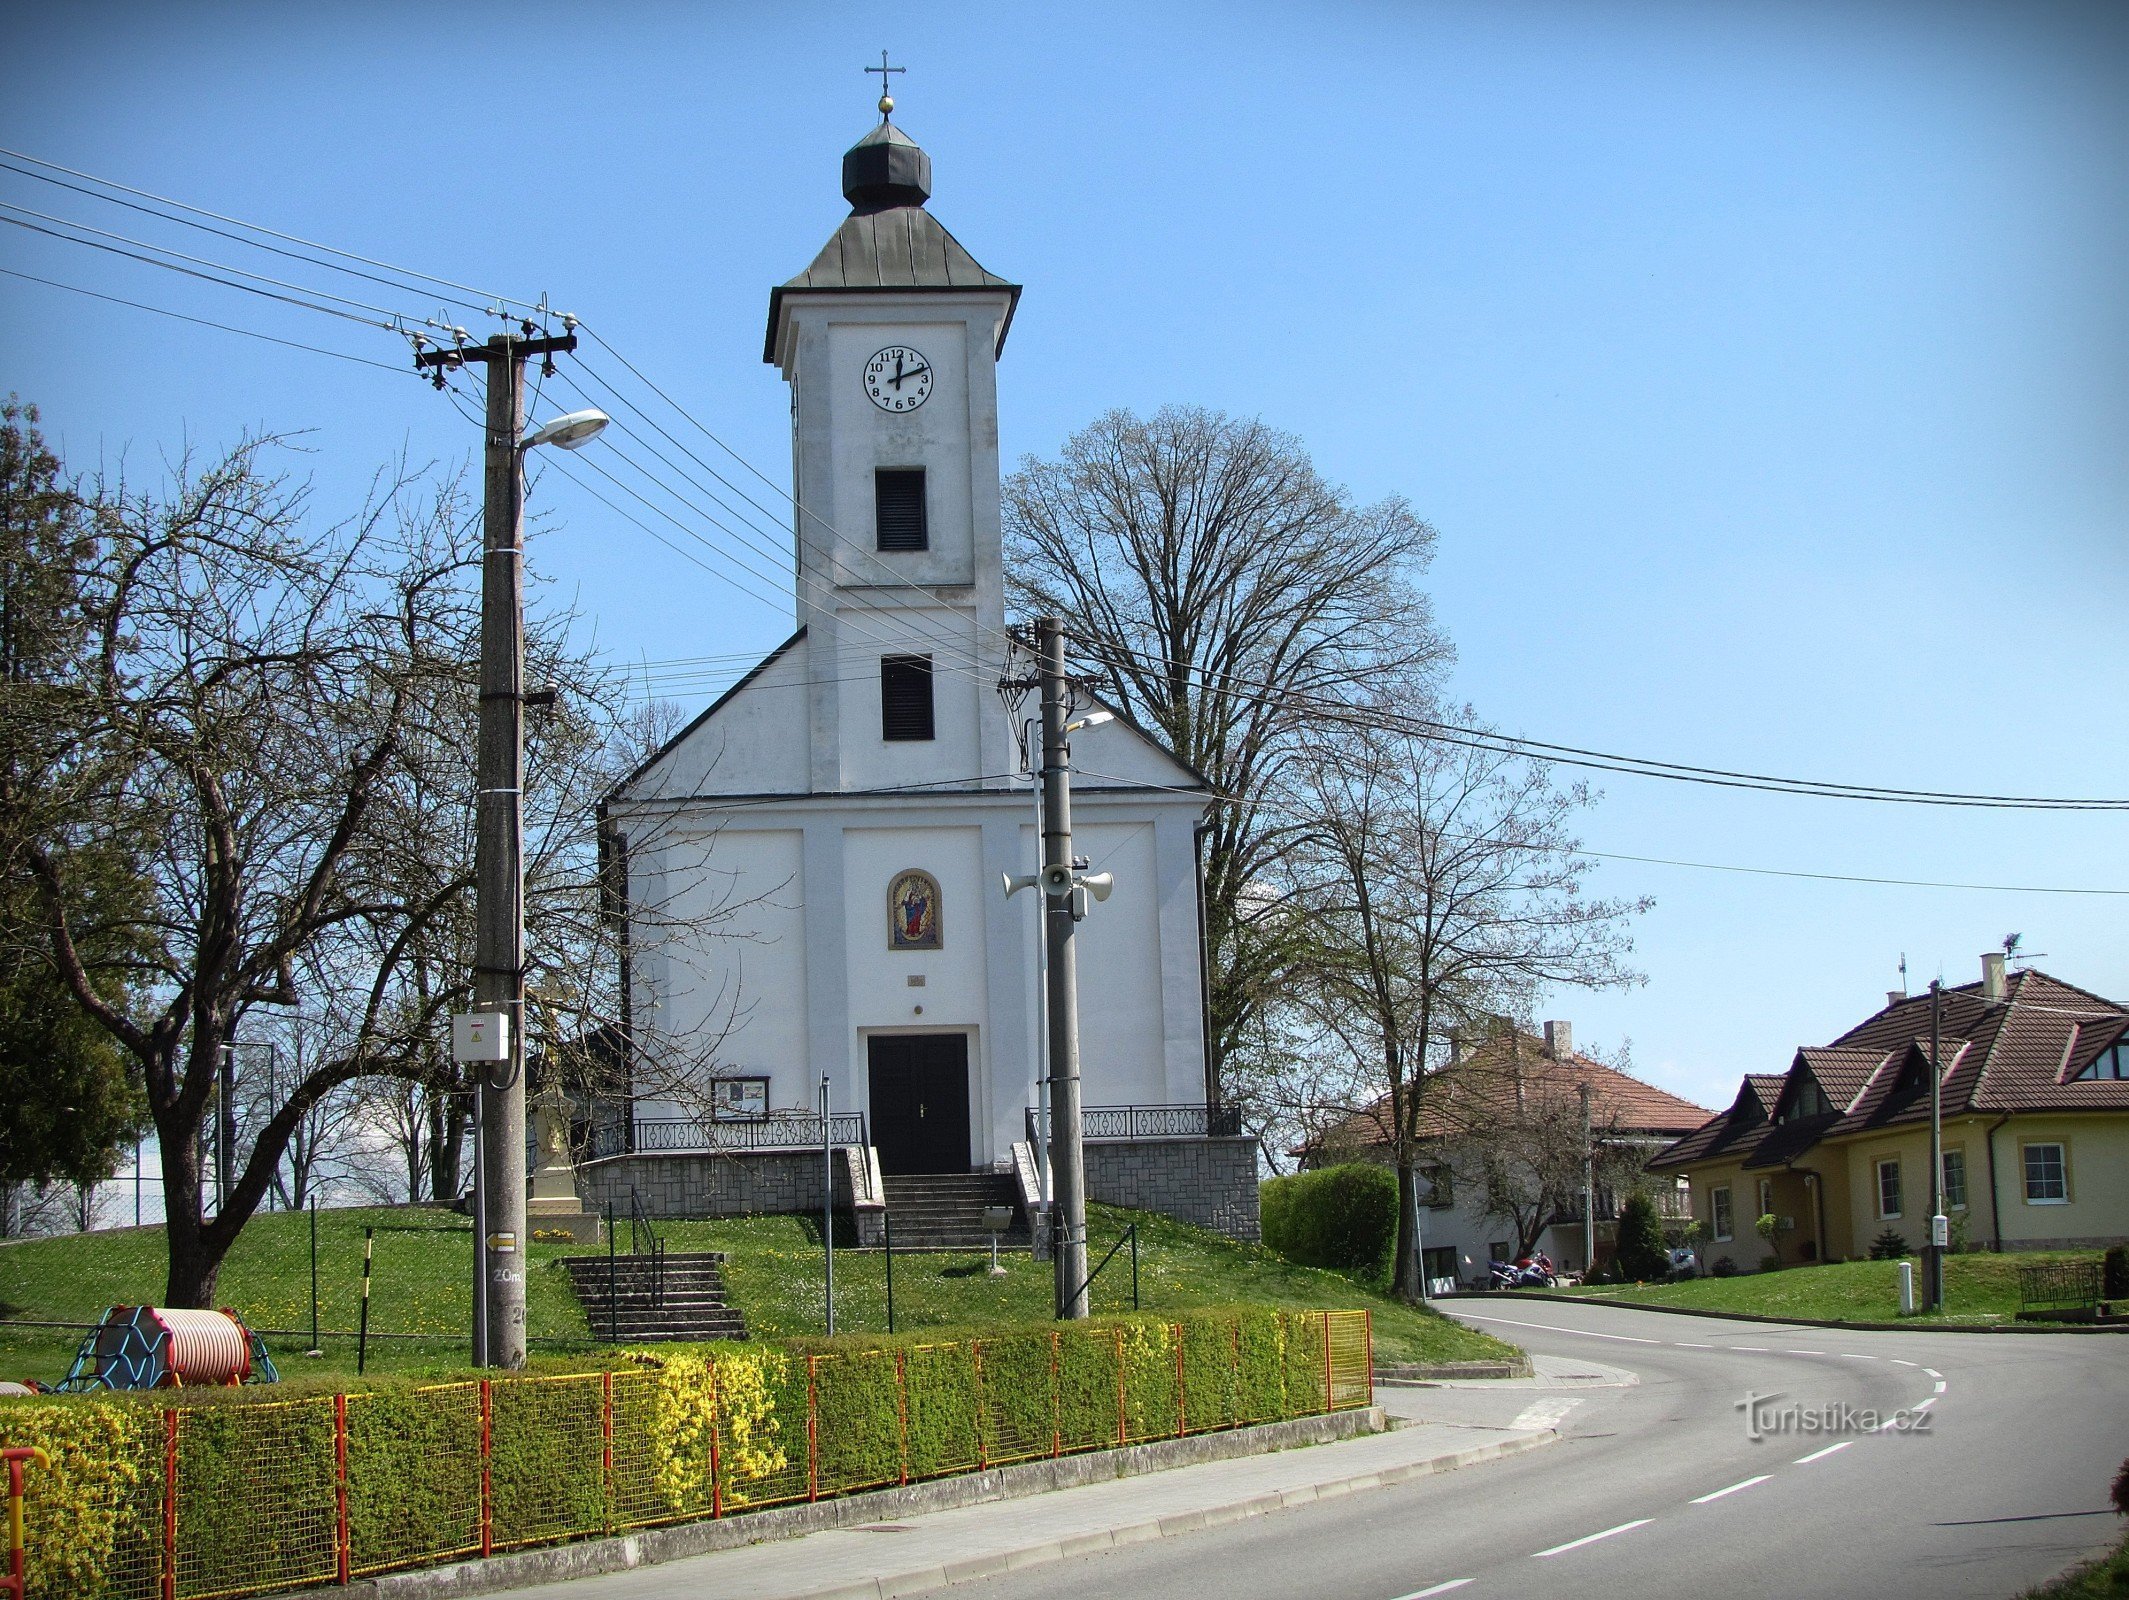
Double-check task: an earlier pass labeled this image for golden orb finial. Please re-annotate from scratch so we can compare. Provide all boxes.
[878,93,894,116]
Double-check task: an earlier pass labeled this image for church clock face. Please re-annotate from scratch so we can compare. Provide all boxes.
[864,345,933,412]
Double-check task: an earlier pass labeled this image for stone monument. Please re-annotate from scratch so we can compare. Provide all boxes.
[527,1081,601,1245]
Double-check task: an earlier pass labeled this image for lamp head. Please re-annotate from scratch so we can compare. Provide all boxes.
[1063,710,1115,734]
[522,408,610,452]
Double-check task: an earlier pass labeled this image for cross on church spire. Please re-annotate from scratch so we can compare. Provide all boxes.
[866,50,905,120]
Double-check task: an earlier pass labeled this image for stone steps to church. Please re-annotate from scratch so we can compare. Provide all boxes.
[880,1172,1031,1253]
[559,1251,749,1343]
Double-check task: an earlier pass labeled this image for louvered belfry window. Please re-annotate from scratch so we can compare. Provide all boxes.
[881,655,935,741]
[875,468,928,551]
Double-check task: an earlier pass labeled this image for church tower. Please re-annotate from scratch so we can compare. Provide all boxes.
[764,110,1021,793]
[604,97,1237,1230]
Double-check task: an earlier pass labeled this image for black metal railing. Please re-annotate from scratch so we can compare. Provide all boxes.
[628,1187,665,1310]
[2020,1261,2099,1311]
[1035,1103,1241,1141]
[592,1112,867,1159]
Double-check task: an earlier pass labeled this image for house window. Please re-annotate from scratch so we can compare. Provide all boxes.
[874,468,928,551]
[880,655,935,740]
[1488,1240,1510,1266]
[1420,1164,1453,1210]
[2023,1142,2069,1204]
[1876,1158,1902,1220]
[1756,1178,1773,1220]
[1941,1148,1967,1211]
[2074,1040,2129,1081]
[1710,1185,1733,1242]
[1422,1246,1458,1288]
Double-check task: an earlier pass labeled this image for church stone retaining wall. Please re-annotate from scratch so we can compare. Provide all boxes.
[1085,1136,1260,1241]
[578,1148,885,1245]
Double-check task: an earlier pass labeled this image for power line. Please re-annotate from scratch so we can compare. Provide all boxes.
[1070,766,2129,898]
[0,155,497,319]
[0,266,415,374]
[0,145,542,316]
[0,210,400,332]
[1065,637,2129,811]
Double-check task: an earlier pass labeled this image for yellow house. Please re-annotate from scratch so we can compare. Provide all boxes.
[1649,958,2129,1270]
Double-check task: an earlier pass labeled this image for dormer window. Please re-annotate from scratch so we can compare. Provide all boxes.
[2075,1038,2129,1081]
[875,468,928,551]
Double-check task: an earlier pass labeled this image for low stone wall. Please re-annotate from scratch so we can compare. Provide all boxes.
[1085,1135,1260,1241]
[579,1147,885,1245]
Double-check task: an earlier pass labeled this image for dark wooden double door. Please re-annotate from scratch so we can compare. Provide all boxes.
[868,1033,971,1174]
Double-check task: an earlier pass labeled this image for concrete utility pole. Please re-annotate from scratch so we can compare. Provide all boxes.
[1927,978,1945,1312]
[475,333,533,1370]
[418,330,585,1369]
[1037,618,1091,1320]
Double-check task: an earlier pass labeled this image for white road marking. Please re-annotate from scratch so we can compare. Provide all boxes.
[1784,1349,1825,1356]
[1532,1520,1653,1558]
[1690,1475,1772,1504]
[1795,1441,1854,1464]
[1891,1359,1918,1367]
[1391,1582,1475,1599]
[1924,1368,1943,1379]
[1933,1380,1947,1394]
[1732,1345,1770,1352]
[1676,1340,1714,1348]
[1510,1397,1583,1431]
[1455,1313,1660,1344]
[1838,1353,1877,1361]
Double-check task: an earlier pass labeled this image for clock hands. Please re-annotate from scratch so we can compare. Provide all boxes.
[888,357,930,391]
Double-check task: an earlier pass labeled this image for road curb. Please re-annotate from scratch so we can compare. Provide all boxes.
[271,1405,1550,1600]
[1440,1290,2129,1333]
[1374,1357,1535,1381]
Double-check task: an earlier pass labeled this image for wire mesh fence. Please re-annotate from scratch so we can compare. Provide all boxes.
[7,1308,1371,1600]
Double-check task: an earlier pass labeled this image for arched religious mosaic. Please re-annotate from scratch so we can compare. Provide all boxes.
[888,869,942,950]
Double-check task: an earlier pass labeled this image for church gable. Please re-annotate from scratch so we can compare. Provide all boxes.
[1065,704,1209,795]
[618,630,810,802]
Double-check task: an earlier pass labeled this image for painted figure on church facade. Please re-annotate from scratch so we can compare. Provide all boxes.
[888,869,942,950]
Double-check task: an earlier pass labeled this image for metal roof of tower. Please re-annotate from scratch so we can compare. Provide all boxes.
[764,119,1020,363]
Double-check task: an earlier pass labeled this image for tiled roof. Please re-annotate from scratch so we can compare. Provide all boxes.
[1660,968,2129,1175]
[1649,1075,1779,1170]
[1309,1026,1715,1157]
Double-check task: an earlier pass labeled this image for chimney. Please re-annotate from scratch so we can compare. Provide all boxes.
[1446,1029,1464,1067]
[1886,990,1906,1010]
[1543,1020,1573,1062]
[1981,951,2006,1004]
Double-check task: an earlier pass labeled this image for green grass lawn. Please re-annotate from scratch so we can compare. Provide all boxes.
[1551,1250,2108,1326]
[2020,1530,2129,1599]
[0,1201,1514,1381]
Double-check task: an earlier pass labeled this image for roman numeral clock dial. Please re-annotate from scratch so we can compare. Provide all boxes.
[864,345,933,411]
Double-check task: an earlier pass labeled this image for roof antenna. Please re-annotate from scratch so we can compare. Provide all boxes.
[1898,953,1908,996]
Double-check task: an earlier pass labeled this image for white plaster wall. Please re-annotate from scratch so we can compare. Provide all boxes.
[833,602,987,793]
[628,826,806,1118]
[1070,820,1167,1107]
[629,638,809,801]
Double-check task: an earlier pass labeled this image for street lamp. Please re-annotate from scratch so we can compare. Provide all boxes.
[427,332,606,1371]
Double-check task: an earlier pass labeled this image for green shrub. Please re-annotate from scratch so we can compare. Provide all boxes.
[2103,1245,2128,1301]
[1614,1192,1669,1281]
[1260,1164,1398,1285]
[1,1306,1365,1597]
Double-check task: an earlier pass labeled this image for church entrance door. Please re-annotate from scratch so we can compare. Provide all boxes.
[867,1034,972,1174]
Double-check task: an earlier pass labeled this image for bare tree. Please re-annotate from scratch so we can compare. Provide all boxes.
[15,436,739,1305]
[1282,712,1649,1300]
[1004,406,1449,1114]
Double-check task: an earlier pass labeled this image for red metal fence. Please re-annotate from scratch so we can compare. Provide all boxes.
[17,1310,1371,1600]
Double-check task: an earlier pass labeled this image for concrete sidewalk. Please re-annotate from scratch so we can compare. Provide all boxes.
[487,1398,1556,1600]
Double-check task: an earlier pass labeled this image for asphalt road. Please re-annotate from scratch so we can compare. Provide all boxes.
[938,1299,2129,1600]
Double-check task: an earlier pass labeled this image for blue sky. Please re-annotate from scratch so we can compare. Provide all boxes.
[3,0,2124,1114]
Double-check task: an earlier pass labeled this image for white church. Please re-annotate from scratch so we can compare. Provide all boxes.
[589,108,1259,1241]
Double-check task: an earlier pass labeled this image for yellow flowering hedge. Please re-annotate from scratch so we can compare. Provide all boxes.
[0,1307,1361,1599]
